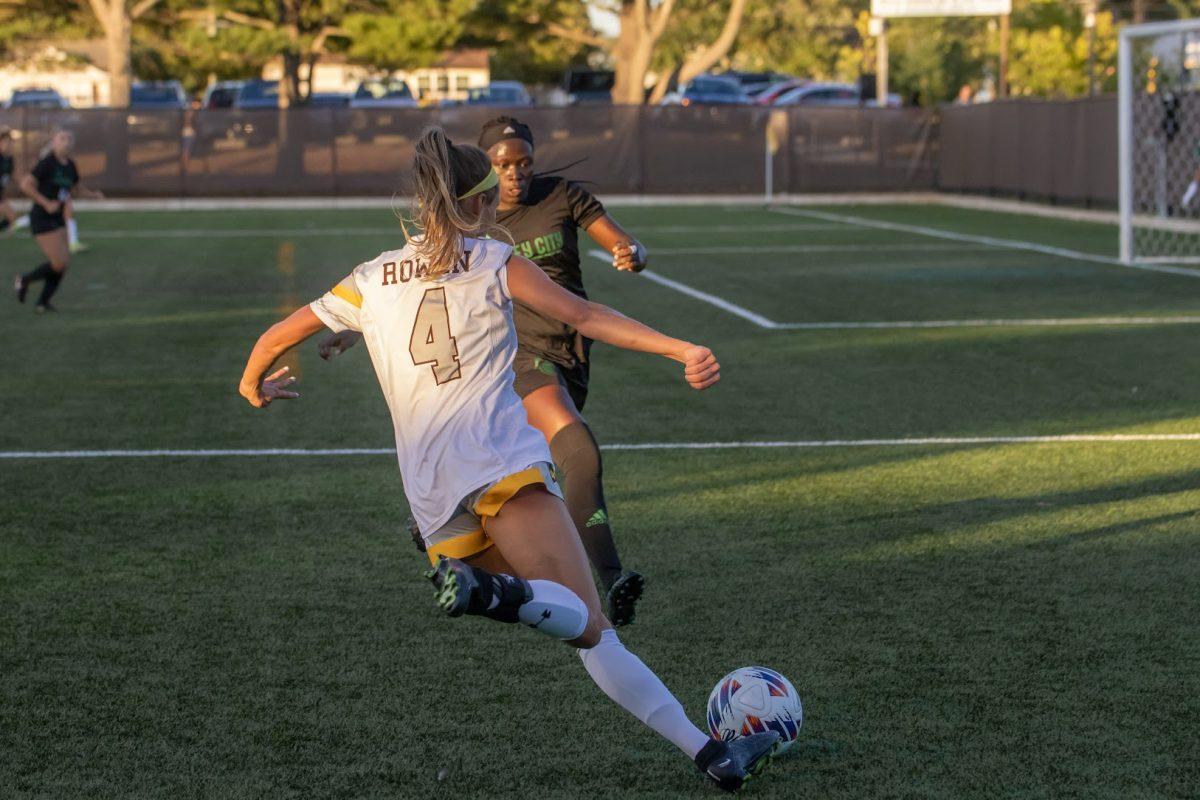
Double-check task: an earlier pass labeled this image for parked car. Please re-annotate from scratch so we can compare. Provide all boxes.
[464,81,533,107]
[234,79,280,110]
[754,79,809,106]
[561,69,614,105]
[773,82,903,108]
[350,78,417,109]
[307,92,351,108]
[772,83,861,107]
[203,80,244,109]
[6,88,69,109]
[662,75,751,106]
[722,71,793,99]
[127,81,187,138]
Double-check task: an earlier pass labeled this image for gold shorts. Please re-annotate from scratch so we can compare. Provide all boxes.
[424,462,562,565]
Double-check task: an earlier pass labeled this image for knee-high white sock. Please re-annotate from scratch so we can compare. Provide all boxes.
[516,579,588,640]
[67,217,79,246]
[578,629,711,758]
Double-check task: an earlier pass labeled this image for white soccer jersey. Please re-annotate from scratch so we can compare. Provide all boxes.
[309,236,552,533]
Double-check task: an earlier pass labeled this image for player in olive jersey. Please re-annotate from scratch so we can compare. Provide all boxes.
[321,117,652,627]
[12,130,102,312]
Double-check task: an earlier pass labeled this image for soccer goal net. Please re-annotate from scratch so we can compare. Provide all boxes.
[1120,18,1200,264]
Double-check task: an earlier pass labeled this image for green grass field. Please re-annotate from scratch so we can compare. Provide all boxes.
[2,202,1198,799]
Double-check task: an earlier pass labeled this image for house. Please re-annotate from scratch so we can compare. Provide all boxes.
[405,49,490,103]
[0,41,110,107]
[261,49,490,104]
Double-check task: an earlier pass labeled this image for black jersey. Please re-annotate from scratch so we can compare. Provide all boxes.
[0,154,13,194]
[31,154,78,204]
[497,176,606,364]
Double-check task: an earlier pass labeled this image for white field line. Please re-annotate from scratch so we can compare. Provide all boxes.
[79,222,849,240]
[770,316,1200,330]
[633,243,986,255]
[585,250,1200,331]
[770,206,1200,279]
[83,228,403,239]
[7,435,1200,459]
[588,249,778,328]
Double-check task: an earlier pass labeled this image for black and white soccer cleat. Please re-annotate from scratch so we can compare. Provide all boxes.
[694,733,780,793]
[606,570,645,627]
[425,556,532,623]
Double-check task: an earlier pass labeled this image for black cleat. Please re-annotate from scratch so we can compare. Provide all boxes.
[695,733,780,793]
[424,556,532,622]
[606,570,645,627]
[425,556,481,617]
[14,274,27,304]
[34,302,57,314]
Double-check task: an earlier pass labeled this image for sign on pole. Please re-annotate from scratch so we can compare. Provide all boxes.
[871,0,1011,17]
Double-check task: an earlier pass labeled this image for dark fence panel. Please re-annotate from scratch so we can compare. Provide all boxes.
[938,96,1118,206]
[785,107,938,193]
[0,101,1116,200]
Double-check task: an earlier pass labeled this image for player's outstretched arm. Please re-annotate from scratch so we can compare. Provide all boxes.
[586,214,647,273]
[239,305,328,407]
[507,254,719,390]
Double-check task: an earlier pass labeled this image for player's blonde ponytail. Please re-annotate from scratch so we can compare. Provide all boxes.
[406,126,505,279]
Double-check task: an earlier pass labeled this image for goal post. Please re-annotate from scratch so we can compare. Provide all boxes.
[1119,17,1200,264]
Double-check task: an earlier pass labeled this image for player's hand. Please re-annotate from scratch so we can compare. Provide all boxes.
[41,200,61,214]
[241,366,299,408]
[680,345,720,390]
[318,330,361,360]
[613,241,646,273]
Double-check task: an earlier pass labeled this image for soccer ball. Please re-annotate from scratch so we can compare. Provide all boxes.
[706,666,803,753]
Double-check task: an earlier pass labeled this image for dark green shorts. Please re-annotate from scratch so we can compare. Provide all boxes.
[512,347,590,412]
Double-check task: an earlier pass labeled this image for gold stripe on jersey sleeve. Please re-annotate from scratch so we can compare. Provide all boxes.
[330,279,362,308]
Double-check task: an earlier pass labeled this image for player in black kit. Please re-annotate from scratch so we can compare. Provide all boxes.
[13,130,102,312]
[322,117,652,627]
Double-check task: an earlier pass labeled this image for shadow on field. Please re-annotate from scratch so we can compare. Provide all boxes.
[843,469,1200,543]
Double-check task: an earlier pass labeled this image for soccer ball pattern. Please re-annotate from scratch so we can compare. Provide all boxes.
[706,666,803,753]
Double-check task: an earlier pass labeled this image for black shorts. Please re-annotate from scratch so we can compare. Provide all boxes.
[512,347,590,412]
[29,208,65,235]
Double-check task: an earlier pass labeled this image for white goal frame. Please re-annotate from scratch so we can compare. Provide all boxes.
[1119,17,1200,264]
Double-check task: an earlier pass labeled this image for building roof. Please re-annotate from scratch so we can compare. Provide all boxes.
[433,49,489,70]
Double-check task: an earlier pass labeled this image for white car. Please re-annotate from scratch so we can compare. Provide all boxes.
[350,79,418,109]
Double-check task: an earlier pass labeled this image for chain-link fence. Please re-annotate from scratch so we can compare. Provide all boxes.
[0,105,938,198]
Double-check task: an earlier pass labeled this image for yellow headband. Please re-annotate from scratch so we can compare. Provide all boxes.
[457,169,499,200]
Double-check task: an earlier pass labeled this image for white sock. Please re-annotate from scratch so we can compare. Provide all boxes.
[517,579,587,640]
[67,218,79,245]
[14,214,28,229]
[578,629,711,758]
[1184,181,1198,208]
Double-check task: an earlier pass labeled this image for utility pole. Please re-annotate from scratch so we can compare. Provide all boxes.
[1085,0,1098,96]
[999,13,1010,99]
[869,16,888,105]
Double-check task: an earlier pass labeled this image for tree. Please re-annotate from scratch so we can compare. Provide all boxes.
[465,0,597,85]
[522,0,748,104]
[83,0,164,107]
[343,0,472,74]
[174,1,352,107]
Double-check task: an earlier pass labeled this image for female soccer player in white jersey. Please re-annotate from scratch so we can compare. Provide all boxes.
[237,127,779,792]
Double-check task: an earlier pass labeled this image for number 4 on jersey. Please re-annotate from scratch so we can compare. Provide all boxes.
[409,287,461,384]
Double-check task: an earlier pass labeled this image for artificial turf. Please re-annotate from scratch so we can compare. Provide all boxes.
[2,203,1197,798]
